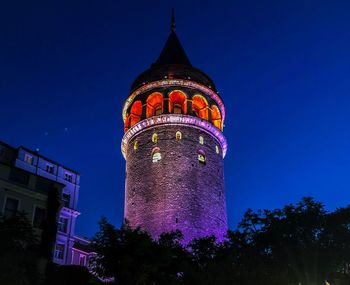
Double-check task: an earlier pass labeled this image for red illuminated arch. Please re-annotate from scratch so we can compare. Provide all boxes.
[130,100,142,127]
[211,105,222,130]
[192,95,208,120]
[168,90,187,114]
[146,92,163,118]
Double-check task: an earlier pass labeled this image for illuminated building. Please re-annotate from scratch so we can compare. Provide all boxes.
[0,141,92,266]
[122,15,228,243]
[0,156,64,264]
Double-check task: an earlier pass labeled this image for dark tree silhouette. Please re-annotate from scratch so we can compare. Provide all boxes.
[91,198,350,285]
[0,212,39,285]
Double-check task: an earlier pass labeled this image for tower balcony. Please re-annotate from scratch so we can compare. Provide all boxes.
[122,79,225,134]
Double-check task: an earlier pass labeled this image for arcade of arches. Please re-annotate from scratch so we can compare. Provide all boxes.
[124,90,223,132]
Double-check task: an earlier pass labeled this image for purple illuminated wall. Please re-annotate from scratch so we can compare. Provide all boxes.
[123,120,227,244]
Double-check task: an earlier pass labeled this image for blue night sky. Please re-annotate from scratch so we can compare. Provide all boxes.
[1,0,350,238]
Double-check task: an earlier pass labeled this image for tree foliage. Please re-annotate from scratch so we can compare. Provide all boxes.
[3,198,350,285]
[92,198,350,285]
[0,212,100,285]
[0,212,39,285]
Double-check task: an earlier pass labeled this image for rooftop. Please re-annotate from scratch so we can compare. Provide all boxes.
[130,12,216,92]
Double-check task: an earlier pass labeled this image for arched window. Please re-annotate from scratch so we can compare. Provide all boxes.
[199,136,204,145]
[130,101,143,127]
[134,140,139,151]
[152,147,161,163]
[175,131,182,141]
[152,133,158,143]
[146,92,163,118]
[211,105,222,130]
[169,90,187,114]
[198,150,206,164]
[192,95,208,120]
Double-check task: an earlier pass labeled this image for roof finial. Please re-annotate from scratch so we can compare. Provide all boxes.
[171,8,176,32]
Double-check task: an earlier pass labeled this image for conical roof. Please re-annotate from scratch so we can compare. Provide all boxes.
[153,30,191,66]
[130,13,216,92]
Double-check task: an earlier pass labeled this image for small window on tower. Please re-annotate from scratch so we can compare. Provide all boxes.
[134,140,139,151]
[152,147,161,163]
[175,131,182,141]
[152,133,158,143]
[199,136,204,145]
[216,145,220,154]
[198,150,206,164]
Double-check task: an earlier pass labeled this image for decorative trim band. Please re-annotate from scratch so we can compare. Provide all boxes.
[121,114,227,159]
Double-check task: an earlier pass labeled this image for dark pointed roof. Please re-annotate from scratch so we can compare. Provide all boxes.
[153,30,192,67]
[130,12,217,92]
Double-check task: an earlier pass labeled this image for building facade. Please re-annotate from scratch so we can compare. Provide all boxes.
[0,141,85,265]
[121,21,228,244]
[0,160,64,249]
[71,236,96,267]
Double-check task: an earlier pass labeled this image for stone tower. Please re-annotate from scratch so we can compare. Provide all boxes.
[121,17,227,244]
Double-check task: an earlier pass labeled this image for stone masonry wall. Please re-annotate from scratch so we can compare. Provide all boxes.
[125,123,227,244]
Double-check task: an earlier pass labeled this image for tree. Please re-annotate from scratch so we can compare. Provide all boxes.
[233,197,350,285]
[91,198,350,285]
[92,218,159,284]
[0,212,39,285]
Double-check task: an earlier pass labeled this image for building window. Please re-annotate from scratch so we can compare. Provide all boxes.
[24,154,33,165]
[33,207,46,229]
[4,197,19,218]
[79,255,86,266]
[134,140,139,151]
[146,92,163,118]
[198,150,206,164]
[152,147,161,163]
[46,164,54,174]
[175,131,182,141]
[129,100,143,127]
[54,243,65,260]
[64,173,73,183]
[211,105,222,130]
[199,136,204,145]
[192,95,209,120]
[152,133,158,143]
[62,193,71,208]
[58,217,68,233]
[169,90,187,114]
[216,145,220,154]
